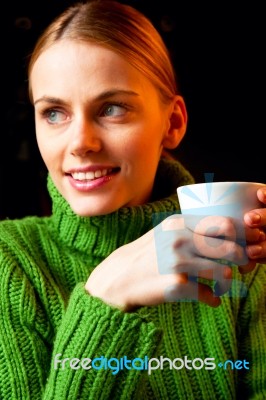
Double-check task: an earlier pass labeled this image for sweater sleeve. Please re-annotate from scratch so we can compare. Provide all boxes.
[44,284,161,399]
[0,255,161,399]
[236,263,266,399]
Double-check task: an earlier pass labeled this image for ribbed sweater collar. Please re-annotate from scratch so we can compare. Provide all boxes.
[48,158,194,257]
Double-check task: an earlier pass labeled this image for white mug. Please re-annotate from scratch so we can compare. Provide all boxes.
[177,181,265,219]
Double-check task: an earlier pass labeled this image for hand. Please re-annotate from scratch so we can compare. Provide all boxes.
[242,186,266,273]
[85,214,247,310]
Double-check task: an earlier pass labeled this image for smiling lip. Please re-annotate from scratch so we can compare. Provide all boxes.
[66,165,120,192]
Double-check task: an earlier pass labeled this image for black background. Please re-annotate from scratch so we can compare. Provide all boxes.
[1,0,265,219]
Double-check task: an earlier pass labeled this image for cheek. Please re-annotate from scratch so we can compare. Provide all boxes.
[121,127,161,155]
[132,135,163,159]
[118,141,148,165]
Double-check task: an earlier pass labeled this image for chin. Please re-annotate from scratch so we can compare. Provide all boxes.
[69,200,119,217]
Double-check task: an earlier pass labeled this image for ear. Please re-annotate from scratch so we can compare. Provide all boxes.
[162,95,187,149]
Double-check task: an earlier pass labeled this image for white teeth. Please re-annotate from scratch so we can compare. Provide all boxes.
[78,172,86,180]
[86,171,95,180]
[72,169,110,181]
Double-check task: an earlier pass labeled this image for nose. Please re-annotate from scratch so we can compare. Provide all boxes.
[69,119,102,157]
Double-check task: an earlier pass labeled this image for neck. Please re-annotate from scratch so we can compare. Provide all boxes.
[47,158,194,256]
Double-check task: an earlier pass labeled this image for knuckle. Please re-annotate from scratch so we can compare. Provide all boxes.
[173,236,191,249]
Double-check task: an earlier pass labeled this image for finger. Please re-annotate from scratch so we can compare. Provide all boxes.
[191,233,247,265]
[244,209,266,228]
[257,187,266,204]
[246,240,266,260]
[238,260,257,274]
[245,227,265,243]
[175,264,232,297]
[184,215,241,241]
[169,255,232,279]
[198,265,232,296]
[164,281,221,307]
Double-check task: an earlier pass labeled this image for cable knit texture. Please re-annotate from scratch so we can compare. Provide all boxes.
[0,158,265,399]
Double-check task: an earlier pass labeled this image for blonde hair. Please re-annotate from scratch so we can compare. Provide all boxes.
[28,0,178,104]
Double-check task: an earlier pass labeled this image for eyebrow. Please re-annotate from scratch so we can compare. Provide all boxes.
[34,89,139,106]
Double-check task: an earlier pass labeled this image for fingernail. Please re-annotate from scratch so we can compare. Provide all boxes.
[246,212,261,225]
[261,189,266,199]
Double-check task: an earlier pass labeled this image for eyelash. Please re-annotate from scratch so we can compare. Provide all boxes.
[40,108,64,122]
[41,102,128,115]
[101,102,129,116]
[39,101,131,126]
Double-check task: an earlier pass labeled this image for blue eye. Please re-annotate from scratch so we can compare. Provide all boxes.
[43,109,67,124]
[49,111,59,122]
[103,104,126,117]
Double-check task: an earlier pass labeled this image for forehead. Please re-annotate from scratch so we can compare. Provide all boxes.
[30,39,159,101]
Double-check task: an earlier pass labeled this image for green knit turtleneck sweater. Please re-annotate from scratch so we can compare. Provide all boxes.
[0,159,265,399]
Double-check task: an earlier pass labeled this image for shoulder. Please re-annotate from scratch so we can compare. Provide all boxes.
[0,215,49,243]
[0,215,51,267]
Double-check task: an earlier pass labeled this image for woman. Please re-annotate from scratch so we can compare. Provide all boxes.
[0,1,265,398]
